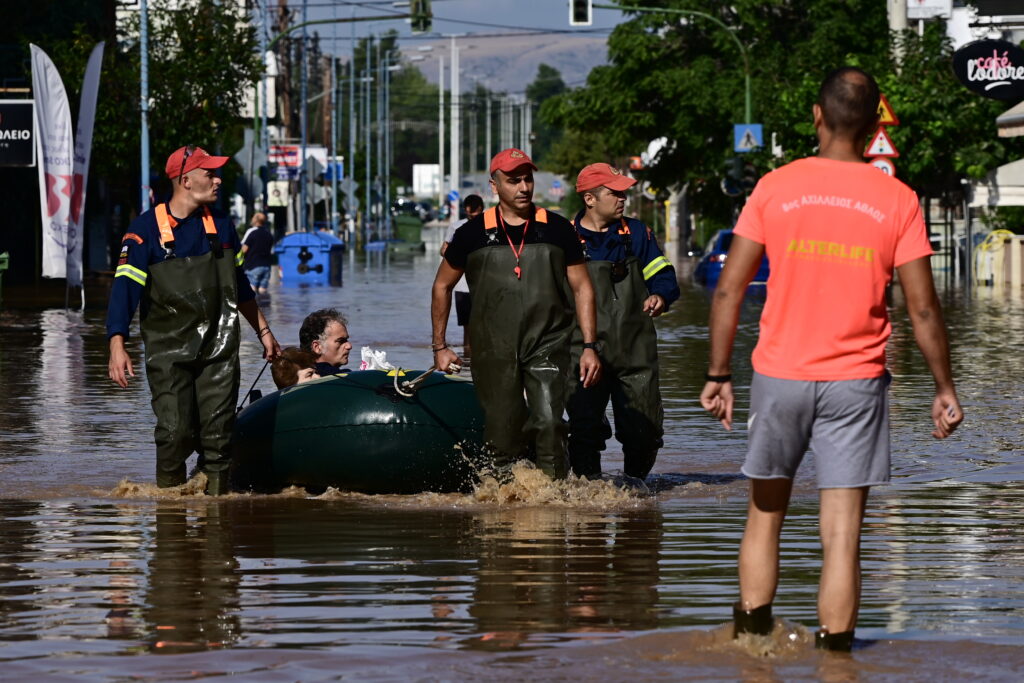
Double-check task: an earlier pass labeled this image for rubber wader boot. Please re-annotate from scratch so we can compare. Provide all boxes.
[815,629,855,652]
[465,207,574,479]
[733,601,773,637]
[567,225,663,480]
[204,470,229,497]
[141,219,241,494]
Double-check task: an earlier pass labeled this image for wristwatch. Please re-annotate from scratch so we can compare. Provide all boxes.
[582,341,599,351]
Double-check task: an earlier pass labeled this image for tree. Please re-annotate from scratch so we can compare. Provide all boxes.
[525,63,567,165]
[542,0,1024,241]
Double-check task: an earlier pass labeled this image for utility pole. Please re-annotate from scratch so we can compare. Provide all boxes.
[299,0,308,231]
[348,26,355,239]
[438,56,445,219]
[139,0,150,211]
[485,96,491,164]
[364,36,372,241]
[524,99,532,158]
[331,51,338,234]
[448,36,460,225]
[384,55,393,239]
[376,40,383,235]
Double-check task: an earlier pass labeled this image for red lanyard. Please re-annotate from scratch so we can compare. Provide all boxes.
[498,210,529,279]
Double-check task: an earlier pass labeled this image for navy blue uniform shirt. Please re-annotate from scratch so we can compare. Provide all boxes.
[572,213,680,310]
[106,204,255,339]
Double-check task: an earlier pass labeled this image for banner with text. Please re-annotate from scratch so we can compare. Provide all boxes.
[30,44,74,280]
[68,42,105,288]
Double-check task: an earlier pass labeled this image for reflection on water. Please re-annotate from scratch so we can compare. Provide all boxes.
[0,231,1022,677]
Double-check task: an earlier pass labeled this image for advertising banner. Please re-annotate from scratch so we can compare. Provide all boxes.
[30,44,74,280]
[68,42,104,288]
[0,100,35,166]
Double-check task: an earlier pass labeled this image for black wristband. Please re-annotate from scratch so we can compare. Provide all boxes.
[582,342,599,351]
[705,373,732,383]
[431,343,448,352]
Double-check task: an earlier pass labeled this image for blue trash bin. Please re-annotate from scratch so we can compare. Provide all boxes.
[275,231,345,286]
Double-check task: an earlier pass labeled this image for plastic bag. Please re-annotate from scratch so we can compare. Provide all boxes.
[360,346,395,371]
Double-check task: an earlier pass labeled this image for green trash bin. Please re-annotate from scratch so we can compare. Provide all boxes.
[393,215,423,244]
[0,252,8,307]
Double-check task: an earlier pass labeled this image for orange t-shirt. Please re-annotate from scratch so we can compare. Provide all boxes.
[733,156,932,381]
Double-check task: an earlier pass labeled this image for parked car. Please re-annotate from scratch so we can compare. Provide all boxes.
[694,229,770,287]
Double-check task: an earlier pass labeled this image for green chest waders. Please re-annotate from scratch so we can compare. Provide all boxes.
[141,205,241,493]
[567,240,664,480]
[464,211,574,479]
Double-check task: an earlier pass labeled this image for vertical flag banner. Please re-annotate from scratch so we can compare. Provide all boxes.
[68,42,105,288]
[30,44,74,280]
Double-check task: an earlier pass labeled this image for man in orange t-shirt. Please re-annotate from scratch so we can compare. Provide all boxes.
[700,67,963,651]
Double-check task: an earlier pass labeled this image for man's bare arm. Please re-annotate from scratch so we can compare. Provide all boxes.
[895,256,963,439]
[700,235,765,430]
[238,299,281,361]
[431,260,464,371]
[566,262,601,387]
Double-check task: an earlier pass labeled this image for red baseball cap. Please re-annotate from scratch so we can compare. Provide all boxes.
[489,148,537,175]
[165,145,230,178]
[575,162,637,193]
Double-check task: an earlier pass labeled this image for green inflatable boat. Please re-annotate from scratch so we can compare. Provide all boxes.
[231,369,488,494]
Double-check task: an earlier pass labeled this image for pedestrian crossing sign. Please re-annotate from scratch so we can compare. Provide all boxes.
[734,124,763,153]
[877,94,899,126]
[864,127,899,158]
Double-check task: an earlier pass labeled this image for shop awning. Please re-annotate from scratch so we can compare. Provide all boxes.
[996,100,1024,138]
[970,157,1024,207]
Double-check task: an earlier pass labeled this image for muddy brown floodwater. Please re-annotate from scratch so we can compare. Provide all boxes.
[0,227,1021,680]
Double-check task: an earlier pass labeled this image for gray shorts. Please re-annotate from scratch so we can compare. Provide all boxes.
[743,371,891,488]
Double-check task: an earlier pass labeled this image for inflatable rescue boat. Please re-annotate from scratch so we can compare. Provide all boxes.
[231,369,487,494]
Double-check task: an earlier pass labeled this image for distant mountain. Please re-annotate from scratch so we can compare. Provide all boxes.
[404,34,607,94]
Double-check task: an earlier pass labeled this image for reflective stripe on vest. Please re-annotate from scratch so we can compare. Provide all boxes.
[114,264,147,286]
[154,203,217,249]
[643,255,671,280]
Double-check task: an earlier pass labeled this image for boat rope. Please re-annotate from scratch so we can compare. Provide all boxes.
[236,360,270,413]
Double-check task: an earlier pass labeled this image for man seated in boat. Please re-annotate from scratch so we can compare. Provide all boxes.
[299,308,353,377]
[272,347,321,389]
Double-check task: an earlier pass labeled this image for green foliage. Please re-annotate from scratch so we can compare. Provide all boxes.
[979,206,1024,235]
[40,0,261,197]
[144,1,261,164]
[525,64,567,165]
[879,23,1024,199]
[543,0,1024,226]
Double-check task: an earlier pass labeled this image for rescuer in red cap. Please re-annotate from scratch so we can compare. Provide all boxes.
[566,162,680,484]
[106,145,281,495]
[430,148,601,480]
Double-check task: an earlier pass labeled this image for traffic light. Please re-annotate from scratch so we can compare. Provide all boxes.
[570,0,592,26]
[742,163,759,194]
[411,0,432,34]
[720,157,743,197]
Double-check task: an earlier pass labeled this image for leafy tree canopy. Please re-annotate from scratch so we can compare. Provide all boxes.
[542,0,1024,229]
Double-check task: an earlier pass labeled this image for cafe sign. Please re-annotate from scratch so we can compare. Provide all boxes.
[952,39,1024,101]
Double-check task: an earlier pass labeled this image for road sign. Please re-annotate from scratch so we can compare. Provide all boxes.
[734,124,763,153]
[864,127,899,157]
[870,157,895,176]
[877,94,899,126]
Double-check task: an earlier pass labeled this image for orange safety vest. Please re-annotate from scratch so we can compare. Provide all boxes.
[482,206,548,230]
[154,203,217,249]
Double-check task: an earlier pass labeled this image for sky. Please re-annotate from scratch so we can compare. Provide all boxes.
[266,0,626,55]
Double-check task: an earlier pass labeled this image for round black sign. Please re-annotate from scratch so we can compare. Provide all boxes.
[952,39,1024,101]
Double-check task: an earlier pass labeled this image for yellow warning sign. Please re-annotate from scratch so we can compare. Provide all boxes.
[877,94,899,126]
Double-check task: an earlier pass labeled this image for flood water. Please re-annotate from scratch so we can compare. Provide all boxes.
[1,226,1022,680]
